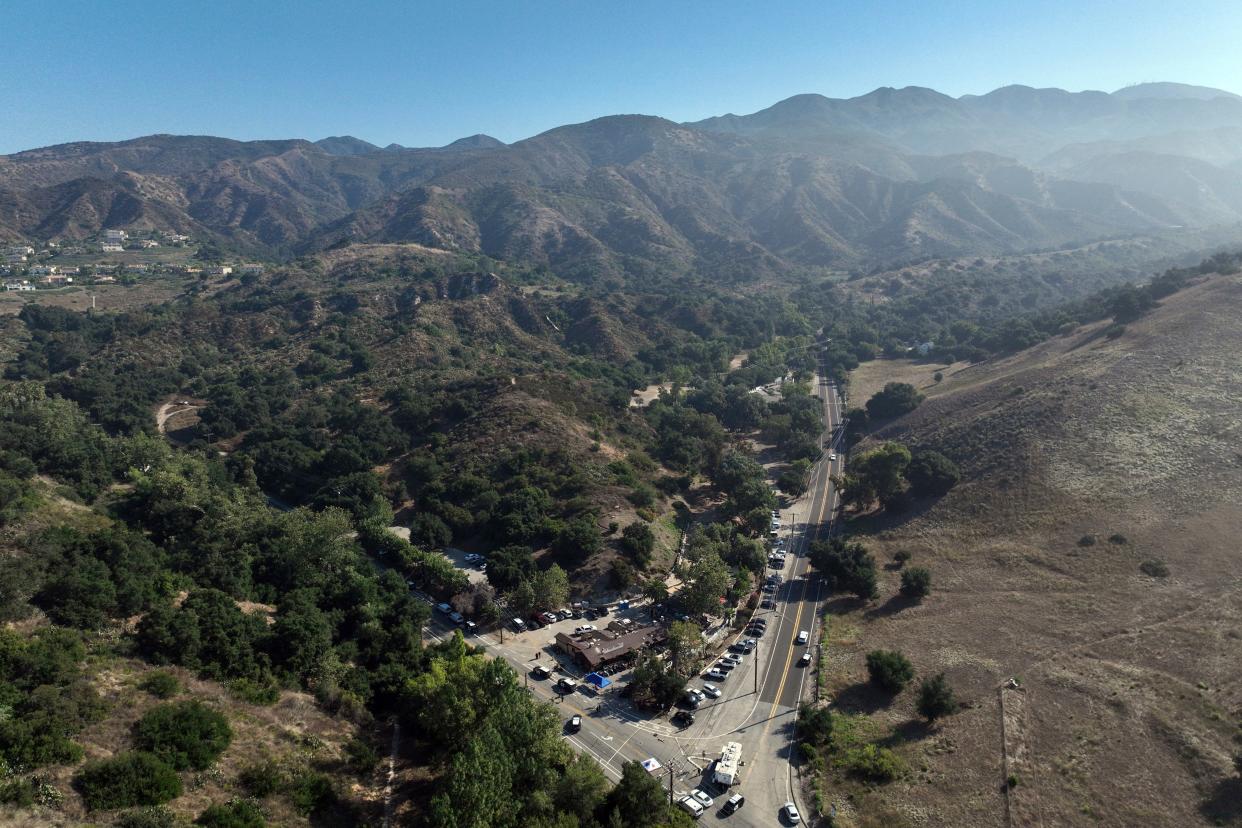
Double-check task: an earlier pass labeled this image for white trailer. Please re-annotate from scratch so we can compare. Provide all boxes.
[713,741,743,786]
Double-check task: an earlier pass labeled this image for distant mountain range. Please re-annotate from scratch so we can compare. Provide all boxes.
[2,81,1241,275]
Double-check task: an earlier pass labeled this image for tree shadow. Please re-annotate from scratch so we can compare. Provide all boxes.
[1200,777,1242,825]
[829,681,893,715]
[863,593,918,620]
[842,495,941,536]
[876,718,934,747]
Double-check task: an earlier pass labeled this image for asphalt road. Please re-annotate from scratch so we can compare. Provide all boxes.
[423,371,844,827]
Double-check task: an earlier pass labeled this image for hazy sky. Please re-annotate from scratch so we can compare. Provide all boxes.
[2,0,1240,153]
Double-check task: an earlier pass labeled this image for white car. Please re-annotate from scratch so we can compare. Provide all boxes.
[574,624,596,634]
[706,668,728,681]
[783,801,801,823]
[701,683,722,699]
[796,630,809,645]
[678,796,705,819]
[828,453,837,461]
[691,788,714,808]
[724,653,744,667]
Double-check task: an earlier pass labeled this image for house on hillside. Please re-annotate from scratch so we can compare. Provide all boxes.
[103,229,127,242]
[138,239,159,248]
[204,265,233,277]
[4,281,35,291]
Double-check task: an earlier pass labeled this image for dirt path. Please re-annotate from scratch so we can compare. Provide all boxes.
[155,400,201,435]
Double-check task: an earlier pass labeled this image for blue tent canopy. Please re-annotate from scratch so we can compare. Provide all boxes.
[585,672,612,688]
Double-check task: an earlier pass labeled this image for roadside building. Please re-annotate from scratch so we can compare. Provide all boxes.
[555,624,667,671]
[4,281,35,292]
[103,229,127,242]
[101,243,124,253]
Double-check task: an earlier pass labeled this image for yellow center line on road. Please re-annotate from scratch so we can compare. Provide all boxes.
[762,382,836,724]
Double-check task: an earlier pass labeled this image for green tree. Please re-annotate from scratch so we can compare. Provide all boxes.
[666,620,703,677]
[531,565,569,611]
[865,382,924,420]
[554,754,610,825]
[808,537,878,601]
[865,650,914,693]
[271,592,333,681]
[905,450,960,497]
[552,515,602,564]
[604,761,672,828]
[621,521,656,565]
[680,550,731,616]
[917,673,959,722]
[899,566,932,600]
[840,441,911,510]
[777,458,812,497]
[485,545,536,593]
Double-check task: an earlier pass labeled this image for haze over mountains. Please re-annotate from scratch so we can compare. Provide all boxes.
[3,81,1241,275]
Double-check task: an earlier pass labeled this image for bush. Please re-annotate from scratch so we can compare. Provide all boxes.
[226,678,280,705]
[842,743,904,783]
[1140,559,1169,578]
[289,771,336,816]
[899,567,932,600]
[115,806,178,828]
[1077,534,1097,547]
[196,799,266,827]
[916,673,959,722]
[892,550,911,567]
[238,760,283,797]
[905,450,960,497]
[139,671,180,699]
[344,737,379,774]
[864,382,924,421]
[133,700,232,771]
[865,650,914,693]
[74,752,182,811]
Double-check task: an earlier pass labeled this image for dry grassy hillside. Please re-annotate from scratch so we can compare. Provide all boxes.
[827,272,1242,827]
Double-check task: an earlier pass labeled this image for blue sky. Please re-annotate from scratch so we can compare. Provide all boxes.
[2,0,1240,153]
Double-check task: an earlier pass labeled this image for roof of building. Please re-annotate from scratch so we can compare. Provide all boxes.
[555,625,666,668]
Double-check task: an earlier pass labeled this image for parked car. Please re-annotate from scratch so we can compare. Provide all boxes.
[436,602,452,614]
[531,665,551,679]
[761,599,775,609]
[557,609,573,621]
[706,668,728,681]
[701,683,721,699]
[449,611,464,625]
[526,617,543,630]
[723,793,745,814]
[691,789,714,808]
[684,689,704,708]
[672,710,695,726]
[783,801,801,823]
[568,714,581,732]
[511,618,527,632]
[556,678,578,693]
[741,639,757,652]
[574,624,596,634]
[678,796,705,819]
[729,642,747,653]
[463,621,478,634]
[464,552,482,563]
[584,609,599,620]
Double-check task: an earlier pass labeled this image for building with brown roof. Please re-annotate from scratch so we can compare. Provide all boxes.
[555,624,666,671]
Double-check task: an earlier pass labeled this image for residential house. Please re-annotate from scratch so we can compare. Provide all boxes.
[40,274,72,286]
[4,253,28,264]
[4,281,35,292]
[204,265,233,277]
[101,243,124,253]
[239,263,264,275]
[103,229,127,242]
[138,239,160,248]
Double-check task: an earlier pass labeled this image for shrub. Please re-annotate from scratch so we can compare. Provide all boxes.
[893,550,911,567]
[226,678,280,705]
[133,700,232,771]
[916,673,959,722]
[115,806,178,828]
[139,671,180,699]
[899,567,932,600]
[865,650,914,693]
[1140,559,1169,578]
[842,743,904,783]
[905,450,960,497]
[1107,533,1127,545]
[74,752,182,811]
[289,771,336,816]
[238,760,283,797]
[0,778,34,807]
[1077,535,1096,547]
[196,799,266,827]
[344,737,379,774]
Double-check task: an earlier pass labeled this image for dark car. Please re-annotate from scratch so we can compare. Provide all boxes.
[526,617,543,630]
[584,609,599,621]
[672,710,695,727]
[568,714,582,732]
[531,664,551,679]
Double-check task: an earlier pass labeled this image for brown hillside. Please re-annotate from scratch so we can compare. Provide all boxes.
[829,272,1242,827]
